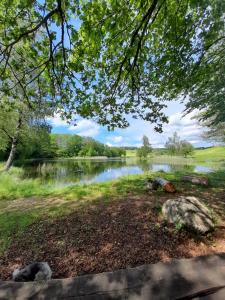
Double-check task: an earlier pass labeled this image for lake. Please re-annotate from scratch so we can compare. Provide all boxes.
[16,158,219,187]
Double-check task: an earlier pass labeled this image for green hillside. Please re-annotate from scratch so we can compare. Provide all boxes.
[126,146,225,162]
[193,146,225,162]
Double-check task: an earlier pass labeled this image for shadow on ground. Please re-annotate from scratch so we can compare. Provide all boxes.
[1,253,225,299]
[1,188,225,281]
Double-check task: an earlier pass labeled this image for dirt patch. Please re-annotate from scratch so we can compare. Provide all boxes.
[2,196,71,213]
[1,190,225,280]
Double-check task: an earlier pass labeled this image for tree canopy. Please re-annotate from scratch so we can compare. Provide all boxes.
[201,121,225,144]
[0,0,224,130]
[137,135,152,159]
[79,0,225,128]
[0,98,56,168]
[53,134,126,158]
[165,132,194,157]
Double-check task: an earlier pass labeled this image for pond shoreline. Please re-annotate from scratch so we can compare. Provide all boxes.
[12,155,221,187]
[16,156,125,162]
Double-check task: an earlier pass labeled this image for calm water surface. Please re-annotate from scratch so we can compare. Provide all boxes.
[16,158,219,187]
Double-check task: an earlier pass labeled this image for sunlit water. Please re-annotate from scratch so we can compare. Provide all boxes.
[15,158,221,187]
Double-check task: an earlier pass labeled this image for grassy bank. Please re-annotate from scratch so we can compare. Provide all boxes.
[126,149,137,157]
[0,164,55,200]
[0,146,224,201]
[0,172,147,253]
[193,146,225,162]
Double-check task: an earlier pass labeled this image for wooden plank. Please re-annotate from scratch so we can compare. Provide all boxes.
[1,254,225,299]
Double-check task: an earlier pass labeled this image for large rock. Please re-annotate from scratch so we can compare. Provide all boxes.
[162,196,215,233]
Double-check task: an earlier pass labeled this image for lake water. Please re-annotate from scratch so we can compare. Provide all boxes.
[16,158,218,187]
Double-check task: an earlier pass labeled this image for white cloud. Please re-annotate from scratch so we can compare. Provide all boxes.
[151,141,164,148]
[189,140,199,144]
[114,136,123,143]
[104,107,211,148]
[47,113,69,127]
[164,111,203,143]
[168,111,196,128]
[49,101,213,148]
[169,112,195,127]
[107,136,123,143]
[48,114,100,138]
[106,142,112,147]
[68,119,100,137]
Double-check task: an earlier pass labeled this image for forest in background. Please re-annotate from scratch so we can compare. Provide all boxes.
[0,123,126,161]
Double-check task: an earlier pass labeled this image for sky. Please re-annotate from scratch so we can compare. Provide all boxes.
[48,100,214,148]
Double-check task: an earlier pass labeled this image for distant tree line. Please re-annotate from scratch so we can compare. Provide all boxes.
[0,119,126,164]
[122,146,138,150]
[135,133,194,159]
[51,134,126,158]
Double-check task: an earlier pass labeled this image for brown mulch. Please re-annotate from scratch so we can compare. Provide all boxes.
[1,191,225,281]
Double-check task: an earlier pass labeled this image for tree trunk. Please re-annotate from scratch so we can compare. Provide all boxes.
[146,177,176,193]
[154,177,176,193]
[182,175,209,186]
[4,138,18,171]
[4,115,22,171]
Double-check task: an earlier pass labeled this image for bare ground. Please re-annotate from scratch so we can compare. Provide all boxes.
[1,187,225,281]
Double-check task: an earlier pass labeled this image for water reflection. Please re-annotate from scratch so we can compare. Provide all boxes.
[194,165,212,173]
[16,158,214,187]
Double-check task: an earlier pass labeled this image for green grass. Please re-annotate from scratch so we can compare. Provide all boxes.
[193,146,225,162]
[0,211,37,253]
[0,170,56,200]
[126,146,225,163]
[126,150,137,157]
[0,172,148,253]
[0,167,145,201]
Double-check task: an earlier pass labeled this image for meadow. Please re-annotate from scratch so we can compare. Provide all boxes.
[126,146,225,163]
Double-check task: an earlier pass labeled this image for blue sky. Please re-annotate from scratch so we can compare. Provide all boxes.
[48,100,214,148]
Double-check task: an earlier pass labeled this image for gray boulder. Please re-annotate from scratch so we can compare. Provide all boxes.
[162,196,215,233]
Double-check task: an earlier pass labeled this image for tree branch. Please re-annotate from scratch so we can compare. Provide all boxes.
[0,127,13,141]
[57,0,67,76]
[1,7,59,55]
[111,0,160,96]
[8,62,32,109]
[132,0,164,71]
